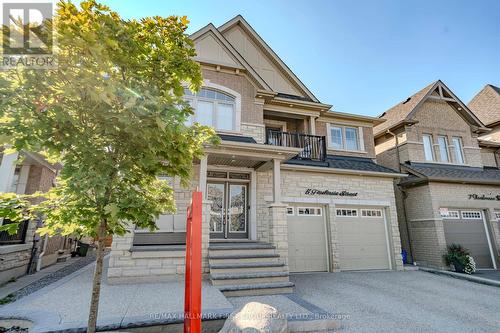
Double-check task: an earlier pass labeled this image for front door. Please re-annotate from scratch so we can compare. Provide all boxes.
[207,182,248,239]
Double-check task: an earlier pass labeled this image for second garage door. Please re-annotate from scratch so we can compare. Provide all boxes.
[287,205,328,273]
[336,206,391,271]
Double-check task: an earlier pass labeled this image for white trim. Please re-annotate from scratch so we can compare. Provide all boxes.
[358,126,365,151]
[326,123,365,152]
[481,211,498,269]
[250,170,257,240]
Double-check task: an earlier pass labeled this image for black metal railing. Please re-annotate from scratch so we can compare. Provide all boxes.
[265,129,327,161]
[0,219,29,245]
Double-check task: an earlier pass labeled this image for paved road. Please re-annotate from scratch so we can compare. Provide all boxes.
[291,270,500,333]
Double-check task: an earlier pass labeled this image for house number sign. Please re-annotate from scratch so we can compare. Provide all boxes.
[305,188,358,197]
[468,193,500,201]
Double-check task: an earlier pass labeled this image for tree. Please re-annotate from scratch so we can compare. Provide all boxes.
[0,1,217,332]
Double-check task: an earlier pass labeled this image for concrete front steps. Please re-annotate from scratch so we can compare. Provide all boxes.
[208,242,293,296]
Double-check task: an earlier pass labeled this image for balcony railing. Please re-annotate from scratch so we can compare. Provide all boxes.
[0,219,29,245]
[265,129,327,161]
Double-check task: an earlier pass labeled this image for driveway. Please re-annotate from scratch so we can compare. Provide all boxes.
[291,270,500,333]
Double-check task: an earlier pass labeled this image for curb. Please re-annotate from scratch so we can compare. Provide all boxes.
[419,267,500,288]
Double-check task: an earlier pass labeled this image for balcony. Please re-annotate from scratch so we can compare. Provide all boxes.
[265,129,327,161]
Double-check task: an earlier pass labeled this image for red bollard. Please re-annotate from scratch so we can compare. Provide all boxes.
[184,191,202,333]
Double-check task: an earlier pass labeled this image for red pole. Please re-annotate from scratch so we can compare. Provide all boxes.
[184,191,202,333]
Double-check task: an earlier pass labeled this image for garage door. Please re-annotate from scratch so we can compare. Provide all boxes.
[287,205,328,273]
[336,206,391,270]
[442,209,494,269]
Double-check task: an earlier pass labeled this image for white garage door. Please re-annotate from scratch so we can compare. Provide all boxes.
[442,209,495,269]
[287,205,328,273]
[336,206,391,270]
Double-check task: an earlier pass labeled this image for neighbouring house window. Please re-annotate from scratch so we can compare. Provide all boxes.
[286,207,294,216]
[452,137,465,164]
[328,125,362,151]
[297,207,322,216]
[438,136,449,162]
[335,209,358,217]
[361,209,383,218]
[184,87,236,131]
[440,209,460,219]
[461,211,482,219]
[422,134,434,161]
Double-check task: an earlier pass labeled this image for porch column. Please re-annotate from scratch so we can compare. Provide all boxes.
[309,116,316,135]
[269,158,288,267]
[272,158,281,204]
[0,151,19,193]
[198,154,208,199]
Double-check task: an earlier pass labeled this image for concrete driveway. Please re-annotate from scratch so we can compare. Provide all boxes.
[291,270,500,333]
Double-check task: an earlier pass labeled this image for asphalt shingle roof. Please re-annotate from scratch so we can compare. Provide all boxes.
[218,134,257,144]
[286,155,401,174]
[401,162,500,185]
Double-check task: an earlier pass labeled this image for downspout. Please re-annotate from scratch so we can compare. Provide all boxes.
[386,130,415,264]
[36,234,49,271]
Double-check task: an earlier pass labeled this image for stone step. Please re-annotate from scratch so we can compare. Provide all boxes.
[208,247,276,257]
[208,242,275,250]
[210,271,290,286]
[217,282,295,297]
[209,262,287,274]
[208,253,280,265]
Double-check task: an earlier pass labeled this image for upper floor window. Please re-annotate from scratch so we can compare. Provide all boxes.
[422,134,434,161]
[437,136,449,162]
[328,125,362,151]
[184,87,236,131]
[452,137,464,164]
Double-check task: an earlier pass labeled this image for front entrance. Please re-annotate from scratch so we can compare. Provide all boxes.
[207,182,248,239]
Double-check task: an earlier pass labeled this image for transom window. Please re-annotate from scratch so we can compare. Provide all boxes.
[461,211,482,219]
[286,207,294,216]
[336,209,358,217]
[184,87,236,131]
[494,212,500,220]
[361,209,383,218]
[328,125,362,151]
[298,207,322,216]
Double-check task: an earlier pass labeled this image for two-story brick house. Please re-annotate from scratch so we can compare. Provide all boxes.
[375,80,500,270]
[108,15,405,295]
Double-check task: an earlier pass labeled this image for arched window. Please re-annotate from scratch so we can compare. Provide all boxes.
[184,87,236,131]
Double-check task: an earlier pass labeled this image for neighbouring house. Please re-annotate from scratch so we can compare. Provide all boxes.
[108,15,405,296]
[374,80,500,270]
[0,149,73,285]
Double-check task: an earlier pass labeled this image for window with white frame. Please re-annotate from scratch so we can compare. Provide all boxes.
[336,209,358,217]
[361,209,383,218]
[184,87,236,131]
[297,207,322,216]
[440,210,460,219]
[328,124,363,151]
[461,211,482,219]
[437,136,450,162]
[452,137,465,164]
[286,207,294,216]
[422,134,434,161]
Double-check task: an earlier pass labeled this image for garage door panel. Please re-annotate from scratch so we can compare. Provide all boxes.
[337,206,390,271]
[287,205,328,273]
[443,213,493,269]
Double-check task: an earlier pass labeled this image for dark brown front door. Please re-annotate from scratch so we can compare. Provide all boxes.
[207,182,248,239]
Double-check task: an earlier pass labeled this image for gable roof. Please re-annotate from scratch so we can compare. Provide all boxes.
[190,23,272,90]
[468,84,500,126]
[218,15,320,103]
[374,80,487,137]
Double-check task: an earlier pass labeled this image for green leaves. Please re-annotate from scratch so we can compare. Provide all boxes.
[0,1,216,239]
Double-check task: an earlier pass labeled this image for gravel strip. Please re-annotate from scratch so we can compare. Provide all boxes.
[2,249,106,304]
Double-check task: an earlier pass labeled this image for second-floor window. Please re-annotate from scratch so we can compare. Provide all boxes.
[184,87,236,131]
[437,136,450,162]
[422,134,434,161]
[328,125,362,151]
[452,137,465,164]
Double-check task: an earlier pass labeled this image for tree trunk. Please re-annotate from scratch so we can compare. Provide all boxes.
[87,220,107,333]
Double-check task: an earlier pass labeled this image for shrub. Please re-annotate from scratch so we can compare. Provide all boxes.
[443,244,476,275]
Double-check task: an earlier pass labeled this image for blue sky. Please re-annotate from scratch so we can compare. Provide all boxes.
[101,0,500,117]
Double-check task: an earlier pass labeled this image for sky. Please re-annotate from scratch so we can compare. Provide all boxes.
[101,0,500,117]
